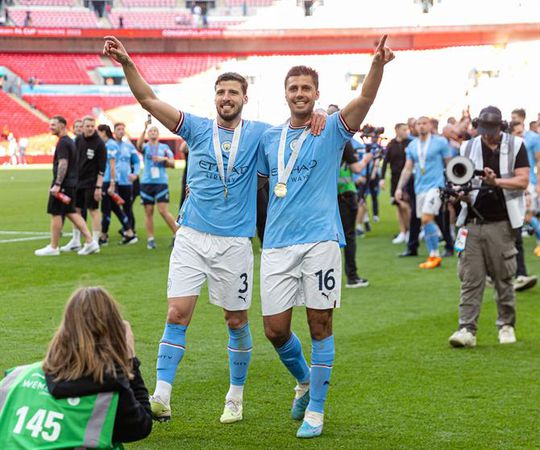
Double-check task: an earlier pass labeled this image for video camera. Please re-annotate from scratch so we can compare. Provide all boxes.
[440,156,486,201]
[359,125,385,160]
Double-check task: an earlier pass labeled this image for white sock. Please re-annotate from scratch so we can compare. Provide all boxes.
[304,410,324,427]
[430,249,440,257]
[226,384,244,403]
[92,231,100,242]
[71,228,81,243]
[154,380,172,404]
[294,382,309,399]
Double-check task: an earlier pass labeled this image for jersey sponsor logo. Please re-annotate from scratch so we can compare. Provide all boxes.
[198,159,249,181]
[270,159,318,182]
[22,379,48,392]
[86,148,95,159]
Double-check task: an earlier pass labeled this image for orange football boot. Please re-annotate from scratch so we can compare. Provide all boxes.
[419,256,442,269]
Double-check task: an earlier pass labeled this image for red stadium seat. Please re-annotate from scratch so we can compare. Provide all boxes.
[8,9,99,28]
[130,53,232,84]
[0,53,102,84]
[0,91,49,138]
[225,0,274,6]
[22,95,137,126]
[121,0,176,7]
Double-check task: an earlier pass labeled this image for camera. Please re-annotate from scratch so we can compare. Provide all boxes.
[359,125,385,160]
[360,124,385,138]
[440,156,485,200]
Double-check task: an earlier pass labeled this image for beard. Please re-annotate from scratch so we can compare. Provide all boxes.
[217,104,243,123]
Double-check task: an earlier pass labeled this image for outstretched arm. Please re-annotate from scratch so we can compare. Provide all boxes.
[103,36,181,131]
[341,35,395,131]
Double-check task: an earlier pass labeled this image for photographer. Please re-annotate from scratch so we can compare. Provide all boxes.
[448,106,529,348]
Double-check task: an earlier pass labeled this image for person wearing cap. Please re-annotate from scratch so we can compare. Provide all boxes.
[448,106,530,348]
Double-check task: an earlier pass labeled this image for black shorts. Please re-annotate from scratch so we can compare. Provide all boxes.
[140,183,169,205]
[47,186,76,216]
[356,183,367,202]
[76,187,99,210]
[390,175,400,198]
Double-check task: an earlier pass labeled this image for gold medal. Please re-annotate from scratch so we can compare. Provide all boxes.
[274,183,287,198]
[421,168,426,176]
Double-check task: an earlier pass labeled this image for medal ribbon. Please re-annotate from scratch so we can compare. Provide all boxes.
[277,120,310,186]
[212,120,242,194]
[417,134,431,174]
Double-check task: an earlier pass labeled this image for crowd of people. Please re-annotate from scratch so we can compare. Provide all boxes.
[1,32,539,448]
[34,115,180,257]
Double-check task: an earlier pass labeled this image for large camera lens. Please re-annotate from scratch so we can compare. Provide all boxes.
[452,164,467,178]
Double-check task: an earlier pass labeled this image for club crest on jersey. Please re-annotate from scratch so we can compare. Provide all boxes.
[221,141,232,153]
[290,139,299,151]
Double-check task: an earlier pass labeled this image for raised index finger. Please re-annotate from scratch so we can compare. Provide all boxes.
[376,34,388,51]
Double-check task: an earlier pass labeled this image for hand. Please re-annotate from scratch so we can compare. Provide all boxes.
[94,188,103,202]
[144,119,151,128]
[152,155,163,163]
[128,174,138,182]
[107,184,115,196]
[379,179,385,190]
[456,189,471,204]
[372,34,395,66]
[395,188,403,202]
[305,109,327,136]
[123,320,135,359]
[49,184,60,195]
[481,167,497,186]
[103,35,131,65]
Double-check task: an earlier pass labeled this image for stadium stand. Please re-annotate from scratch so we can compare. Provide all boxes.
[130,54,231,84]
[22,95,137,126]
[108,9,193,28]
[0,53,102,84]
[225,0,274,6]
[7,8,100,28]
[0,91,48,138]
[16,0,75,6]
[121,0,176,7]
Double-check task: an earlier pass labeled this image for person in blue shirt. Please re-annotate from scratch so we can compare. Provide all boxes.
[113,122,141,237]
[136,121,177,249]
[104,33,327,426]
[395,116,452,269]
[257,35,394,439]
[97,124,137,246]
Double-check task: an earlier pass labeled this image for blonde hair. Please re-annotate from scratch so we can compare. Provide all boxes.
[43,287,132,384]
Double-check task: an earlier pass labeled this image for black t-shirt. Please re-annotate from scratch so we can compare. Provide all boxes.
[76,132,107,189]
[381,137,411,180]
[342,141,359,165]
[470,140,529,222]
[53,135,78,188]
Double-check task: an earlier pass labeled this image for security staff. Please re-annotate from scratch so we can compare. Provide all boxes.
[448,106,530,348]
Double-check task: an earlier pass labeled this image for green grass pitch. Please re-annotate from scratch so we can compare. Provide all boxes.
[1,169,539,449]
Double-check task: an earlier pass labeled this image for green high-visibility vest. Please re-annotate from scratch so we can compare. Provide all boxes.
[0,362,122,449]
[338,162,356,195]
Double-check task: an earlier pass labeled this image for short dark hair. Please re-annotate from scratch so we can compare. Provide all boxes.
[215,72,248,95]
[284,66,319,90]
[97,124,113,139]
[52,115,67,126]
[529,120,537,128]
[113,122,126,130]
[328,104,339,110]
[512,108,526,119]
[394,122,407,130]
[509,120,523,132]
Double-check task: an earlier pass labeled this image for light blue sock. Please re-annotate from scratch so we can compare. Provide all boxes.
[423,221,439,254]
[529,216,540,240]
[308,335,335,414]
[156,323,187,385]
[228,322,252,386]
[276,333,310,384]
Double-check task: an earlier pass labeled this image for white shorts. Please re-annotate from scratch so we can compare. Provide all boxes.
[526,183,538,212]
[416,188,442,218]
[260,241,342,316]
[167,226,253,311]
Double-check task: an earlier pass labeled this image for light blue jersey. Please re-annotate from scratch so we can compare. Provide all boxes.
[103,139,119,183]
[115,139,141,185]
[257,112,355,249]
[140,142,173,185]
[524,130,540,185]
[174,112,271,237]
[405,134,451,194]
